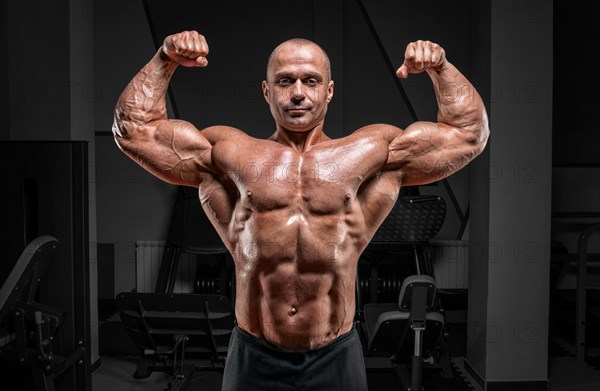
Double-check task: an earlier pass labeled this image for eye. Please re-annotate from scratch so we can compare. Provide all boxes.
[304,78,319,86]
[277,78,293,86]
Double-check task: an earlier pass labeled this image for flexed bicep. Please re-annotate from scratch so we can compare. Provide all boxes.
[115,118,218,187]
[386,121,482,186]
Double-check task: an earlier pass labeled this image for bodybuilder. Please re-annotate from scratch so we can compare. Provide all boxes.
[113,30,489,390]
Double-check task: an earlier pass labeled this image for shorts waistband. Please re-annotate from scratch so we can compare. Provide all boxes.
[233,325,357,355]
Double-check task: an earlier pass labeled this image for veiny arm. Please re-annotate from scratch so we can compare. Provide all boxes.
[112,31,221,187]
[386,40,490,186]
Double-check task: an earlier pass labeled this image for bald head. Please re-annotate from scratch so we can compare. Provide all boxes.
[266,38,331,81]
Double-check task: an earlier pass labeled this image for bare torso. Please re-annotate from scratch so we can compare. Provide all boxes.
[198,132,400,350]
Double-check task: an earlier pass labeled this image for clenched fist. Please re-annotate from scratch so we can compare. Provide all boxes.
[396,40,445,79]
[161,30,209,68]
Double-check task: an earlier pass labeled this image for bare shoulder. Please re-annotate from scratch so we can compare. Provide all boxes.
[201,126,287,175]
[200,125,254,145]
[201,125,282,154]
[347,123,403,143]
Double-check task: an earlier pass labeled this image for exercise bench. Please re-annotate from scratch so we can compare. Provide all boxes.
[116,292,235,391]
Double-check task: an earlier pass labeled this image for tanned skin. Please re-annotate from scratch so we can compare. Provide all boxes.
[113,30,489,351]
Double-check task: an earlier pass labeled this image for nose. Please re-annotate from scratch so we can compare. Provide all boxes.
[290,79,305,102]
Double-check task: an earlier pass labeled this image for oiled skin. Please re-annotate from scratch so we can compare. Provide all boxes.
[113,31,489,350]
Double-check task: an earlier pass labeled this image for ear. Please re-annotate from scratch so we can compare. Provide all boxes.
[262,80,270,103]
[326,80,334,103]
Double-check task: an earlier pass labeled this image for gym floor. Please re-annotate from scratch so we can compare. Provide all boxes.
[93,291,600,391]
[91,333,600,391]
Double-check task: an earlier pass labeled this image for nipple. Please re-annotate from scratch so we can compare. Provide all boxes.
[246,190,253,198]
[288,306,297,316]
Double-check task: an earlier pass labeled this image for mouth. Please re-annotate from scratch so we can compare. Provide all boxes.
[286,108,310,116]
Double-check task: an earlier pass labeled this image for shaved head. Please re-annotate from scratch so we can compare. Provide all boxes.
[261,37,335,133]
[266,38,331,81]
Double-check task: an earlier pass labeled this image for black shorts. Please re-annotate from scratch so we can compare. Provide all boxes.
[221,326,368,391]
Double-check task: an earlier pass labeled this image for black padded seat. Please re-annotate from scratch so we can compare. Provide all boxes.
[361,274,448,391]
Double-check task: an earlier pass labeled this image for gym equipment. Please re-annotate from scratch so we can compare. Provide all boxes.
[575,222,600,363]
[116,292,235,391]
[363,275,446,391]
[155,186,233,299]
[357,192,452,389]
[0,236,86,391]
[1,141,92,391]
[552,223,600,363]
[357,193,446,314]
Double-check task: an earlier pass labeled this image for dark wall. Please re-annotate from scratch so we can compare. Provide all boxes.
[551,0,600,254]
[6,0,72,140]
[553,0,600,165]
[0,0,7,140]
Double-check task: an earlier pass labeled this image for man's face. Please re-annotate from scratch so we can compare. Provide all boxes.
[262,43,334,133]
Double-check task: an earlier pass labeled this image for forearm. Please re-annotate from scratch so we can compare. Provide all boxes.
[112,50,178,139]
[427,60,489,140]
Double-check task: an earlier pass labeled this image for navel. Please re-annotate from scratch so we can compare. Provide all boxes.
[288,306,298,316]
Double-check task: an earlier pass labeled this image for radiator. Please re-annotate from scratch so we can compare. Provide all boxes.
[429,240,469,289]
[135,240,469,292]
[135,241,197,293]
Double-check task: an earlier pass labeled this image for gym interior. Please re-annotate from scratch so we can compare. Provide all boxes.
[1,1,599,390]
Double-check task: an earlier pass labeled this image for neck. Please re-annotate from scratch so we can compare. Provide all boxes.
[271,123,328,152]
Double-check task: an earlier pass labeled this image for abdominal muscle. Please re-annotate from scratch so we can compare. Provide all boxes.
[230,208,361,351]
